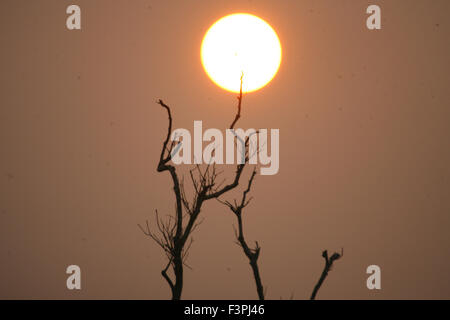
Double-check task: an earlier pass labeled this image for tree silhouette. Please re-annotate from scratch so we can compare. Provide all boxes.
[139,79,253,300]
[141,76,343,300]
[310,249,343,300]
[219,168,265,300]
[220,169,342,300]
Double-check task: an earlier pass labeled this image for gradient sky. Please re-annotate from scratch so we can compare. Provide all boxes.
[1,0,449,299]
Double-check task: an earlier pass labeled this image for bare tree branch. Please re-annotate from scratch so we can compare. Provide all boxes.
[156,100,183,241]
[310,249,343,300]
[230,73,243,130]
[219,168,265,300]
[161,259,175,292]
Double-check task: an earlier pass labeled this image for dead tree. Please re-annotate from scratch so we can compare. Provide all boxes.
[219,168,265,300]
[140,74,343,300]
[310,249,343,300]
[140,78,253,300]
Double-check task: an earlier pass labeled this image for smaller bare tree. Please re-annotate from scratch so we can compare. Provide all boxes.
[221,172,343,300]
[219,168,265,300]
[310,249,343,300]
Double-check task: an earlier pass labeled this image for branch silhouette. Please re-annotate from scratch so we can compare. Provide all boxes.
[310,249,343,300]
[230,72,243,130]
[219,168,265,300]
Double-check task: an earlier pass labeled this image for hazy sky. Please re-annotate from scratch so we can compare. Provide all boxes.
[1,0,449,299]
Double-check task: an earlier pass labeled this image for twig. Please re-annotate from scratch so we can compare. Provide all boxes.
[310,249,343,300]
[230,73,243,130]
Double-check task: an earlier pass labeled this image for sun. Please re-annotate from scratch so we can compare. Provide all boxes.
[201,13,282,93]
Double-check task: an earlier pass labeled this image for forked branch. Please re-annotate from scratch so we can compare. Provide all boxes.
[310,249,343,300]
[219,168,265,300]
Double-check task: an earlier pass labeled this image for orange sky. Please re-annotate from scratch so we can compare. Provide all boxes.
[0,0,449,299]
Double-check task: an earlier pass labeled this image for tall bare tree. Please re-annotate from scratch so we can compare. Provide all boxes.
[140,79,253,300]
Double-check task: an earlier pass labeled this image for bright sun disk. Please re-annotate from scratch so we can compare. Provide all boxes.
[201,13,282,93]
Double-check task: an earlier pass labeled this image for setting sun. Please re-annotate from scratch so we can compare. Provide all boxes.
[201,13,282,93]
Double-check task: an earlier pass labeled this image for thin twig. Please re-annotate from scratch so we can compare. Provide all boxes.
[230,73,243,130]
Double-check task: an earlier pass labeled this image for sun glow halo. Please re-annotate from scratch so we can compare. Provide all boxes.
[201,13,282,93]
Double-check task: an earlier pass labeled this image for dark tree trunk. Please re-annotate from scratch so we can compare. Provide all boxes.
[250,260,264,300]
[171,254,183,300]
